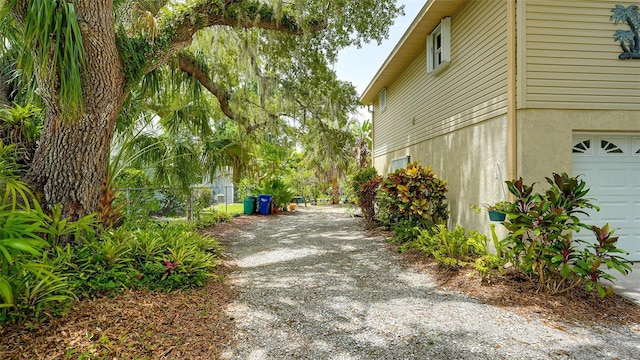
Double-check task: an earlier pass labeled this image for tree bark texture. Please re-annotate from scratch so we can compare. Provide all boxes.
[26,1,126,219]
[331,174,339,205]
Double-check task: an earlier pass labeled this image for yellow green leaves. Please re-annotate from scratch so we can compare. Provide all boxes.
[379,162,448,228]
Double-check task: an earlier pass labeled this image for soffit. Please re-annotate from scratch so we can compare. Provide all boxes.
[360,0,466,104]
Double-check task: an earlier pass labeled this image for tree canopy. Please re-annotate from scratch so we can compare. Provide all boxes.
[0,0,402,219]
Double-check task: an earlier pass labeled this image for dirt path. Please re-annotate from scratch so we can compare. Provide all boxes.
[220,206,640,359]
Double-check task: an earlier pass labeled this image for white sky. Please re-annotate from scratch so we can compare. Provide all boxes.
[334,0,425,122]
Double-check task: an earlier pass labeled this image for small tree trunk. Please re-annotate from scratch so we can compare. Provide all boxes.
[331,176,339,204]
[186,189,194,223]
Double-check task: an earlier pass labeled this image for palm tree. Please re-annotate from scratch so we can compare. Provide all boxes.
[353,119,372,169]
[303,121,355,204]
[611,4,640,59]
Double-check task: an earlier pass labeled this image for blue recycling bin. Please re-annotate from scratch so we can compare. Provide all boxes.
[258,194,272,215]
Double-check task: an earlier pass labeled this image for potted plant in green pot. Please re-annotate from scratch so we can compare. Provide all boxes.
[487,201,512,222]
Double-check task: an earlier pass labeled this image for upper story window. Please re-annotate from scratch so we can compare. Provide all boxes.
[427,17,451,75]
[378,88,387,112]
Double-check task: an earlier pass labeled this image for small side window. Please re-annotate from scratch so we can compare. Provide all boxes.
[427,17,451,74]
[378,88,387,112]
[391,155,410,172]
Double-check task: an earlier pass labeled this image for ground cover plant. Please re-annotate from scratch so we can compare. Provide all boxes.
[401,224,490,268]
[388,171,633,299]
[0,146,227,324]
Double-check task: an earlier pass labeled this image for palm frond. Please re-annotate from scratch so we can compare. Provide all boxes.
[19,0,85,119]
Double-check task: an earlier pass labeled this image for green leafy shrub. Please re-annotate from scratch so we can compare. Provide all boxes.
[60,223,222,296]
[375,190,397,227]
[502,173,632,296]
[192,188,213,218]
[352,167,378,193]
[378,163,448,229]
[408,225,489,267]
[0,146,76,323]
[475,254,506,280]
[574,224,631,297]
[197,210,231,228]
[131,224,220,290]
[261,179,293,210]
[36,203,96,247]
[390,220,421,244]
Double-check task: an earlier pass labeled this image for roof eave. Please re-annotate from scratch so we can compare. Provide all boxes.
[359,0,465,104]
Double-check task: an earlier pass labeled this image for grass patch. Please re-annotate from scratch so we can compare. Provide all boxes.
[212,203,244,215]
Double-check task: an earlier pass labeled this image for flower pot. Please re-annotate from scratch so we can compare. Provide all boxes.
[488,210,506,222]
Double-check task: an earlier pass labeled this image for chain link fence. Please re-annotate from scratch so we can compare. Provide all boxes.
[116,185,238,219]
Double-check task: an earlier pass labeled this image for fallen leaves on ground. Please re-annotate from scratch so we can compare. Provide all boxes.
[0,216,264,360]
[397,249,640,326]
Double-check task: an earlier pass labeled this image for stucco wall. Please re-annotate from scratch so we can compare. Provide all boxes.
[374,115,509,236]
[518,109,640,186]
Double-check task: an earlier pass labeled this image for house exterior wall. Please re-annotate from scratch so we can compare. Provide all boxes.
[518,0,640,110]
[517,0,640,185]
[518,109,640,185]
[373,115,509,233]
[371,0,509,230]
[373,0,508,159]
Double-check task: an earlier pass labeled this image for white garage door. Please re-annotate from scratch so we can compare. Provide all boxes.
[572,135,640,261]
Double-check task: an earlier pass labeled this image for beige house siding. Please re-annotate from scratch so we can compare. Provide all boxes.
[372,0,508,158]
[521,0,640,110]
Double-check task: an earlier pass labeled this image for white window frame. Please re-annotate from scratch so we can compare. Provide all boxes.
[427,17,451,75]
[391,155,410,172]
[378,88,387,112]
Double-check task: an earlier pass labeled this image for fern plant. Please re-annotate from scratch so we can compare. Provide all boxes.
[409,225,489,267]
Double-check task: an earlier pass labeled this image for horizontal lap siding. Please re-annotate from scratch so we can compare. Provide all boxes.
[525,0,640,110]
[373,0,508,158]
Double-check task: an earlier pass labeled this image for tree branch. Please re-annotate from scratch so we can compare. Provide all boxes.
[176,52,237,121]
[147,0,325,74]
[177,51,275,134]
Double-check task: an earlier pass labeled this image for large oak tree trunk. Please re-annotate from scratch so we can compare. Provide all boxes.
[26,1,127,220]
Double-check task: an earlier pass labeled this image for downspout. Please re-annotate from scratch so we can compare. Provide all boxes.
[367,104,375,169]
[507,0,518,192]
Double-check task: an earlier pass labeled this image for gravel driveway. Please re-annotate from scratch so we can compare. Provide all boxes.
[221,206,640,359]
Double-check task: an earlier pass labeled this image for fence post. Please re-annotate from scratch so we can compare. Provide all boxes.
[187,187,193,223]
[126,189,131,217]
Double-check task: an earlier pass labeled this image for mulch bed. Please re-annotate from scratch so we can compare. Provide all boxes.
[0,270,236,359]
[0,215,265,360]
[394,247,640,327]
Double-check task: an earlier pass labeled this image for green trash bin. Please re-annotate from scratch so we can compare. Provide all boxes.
[243,197,256,215]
